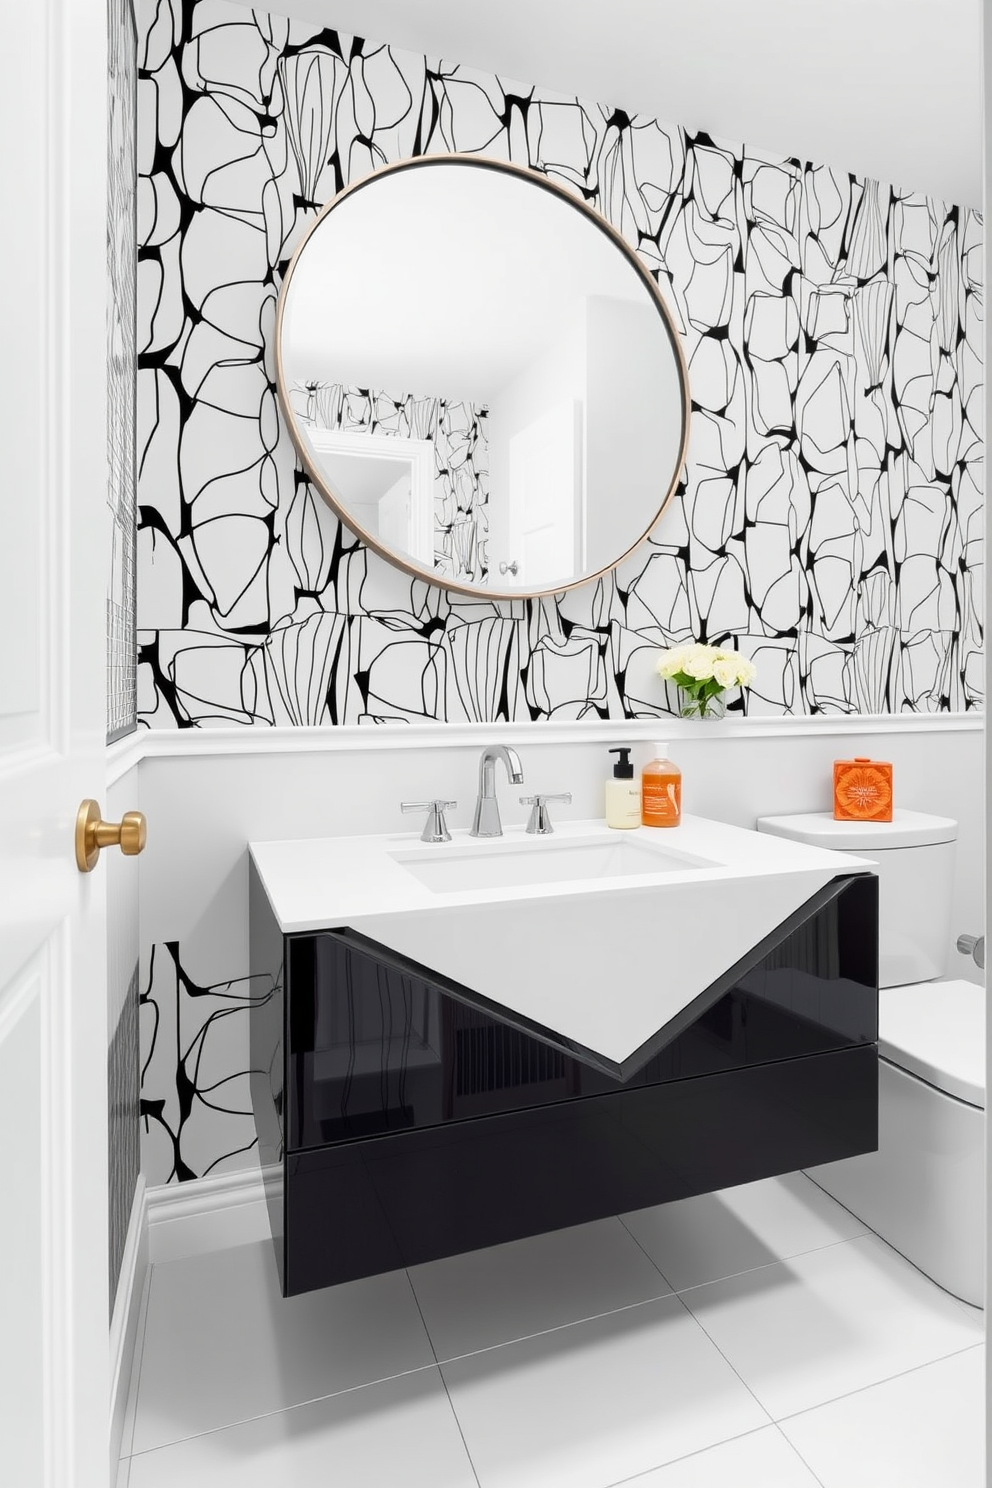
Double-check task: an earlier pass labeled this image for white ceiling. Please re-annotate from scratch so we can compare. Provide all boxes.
[228,0,983,207]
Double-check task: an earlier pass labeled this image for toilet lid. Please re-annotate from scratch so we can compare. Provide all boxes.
[880,979,985,1108]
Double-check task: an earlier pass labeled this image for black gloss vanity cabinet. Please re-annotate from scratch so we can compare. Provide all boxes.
[249,864,878,1297]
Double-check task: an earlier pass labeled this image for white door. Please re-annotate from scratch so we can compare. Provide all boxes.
[506,400,583,587]
[0,2,113,1483]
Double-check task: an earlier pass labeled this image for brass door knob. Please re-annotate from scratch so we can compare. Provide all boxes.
[75,799,147,873]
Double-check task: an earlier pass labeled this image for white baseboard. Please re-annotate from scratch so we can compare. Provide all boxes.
[109,1177,148,1470]
[146,1164,276,1266]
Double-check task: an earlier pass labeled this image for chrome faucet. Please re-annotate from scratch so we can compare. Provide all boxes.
[470,745,524,837]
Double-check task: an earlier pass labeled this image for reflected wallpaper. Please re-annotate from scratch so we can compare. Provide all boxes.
[290,380,490,587]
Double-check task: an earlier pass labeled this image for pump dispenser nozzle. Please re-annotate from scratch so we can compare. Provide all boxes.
[608,747,634,779]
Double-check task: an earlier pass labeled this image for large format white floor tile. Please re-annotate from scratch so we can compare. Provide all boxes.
[621,1173,865,1293]
[682,1233,983,1420]
[442,1295,768,1488]
[780,1345,985,1488]
[409,1216,670,1361]
[612,1425,821,1486]
[131,1242,434,1454]
[127,1367,477,1488]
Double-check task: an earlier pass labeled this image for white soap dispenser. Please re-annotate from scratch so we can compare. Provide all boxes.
[606,747,641,829]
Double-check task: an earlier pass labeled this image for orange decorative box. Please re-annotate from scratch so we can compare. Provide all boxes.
[833,757,893,822]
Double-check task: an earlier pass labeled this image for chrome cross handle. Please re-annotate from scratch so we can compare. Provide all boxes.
[519,792,572,836]
[401,799,457,844]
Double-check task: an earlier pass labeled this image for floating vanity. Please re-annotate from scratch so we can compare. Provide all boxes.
[249,815,879,1296]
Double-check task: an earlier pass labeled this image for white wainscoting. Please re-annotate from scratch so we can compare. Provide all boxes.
[107,712,981,784]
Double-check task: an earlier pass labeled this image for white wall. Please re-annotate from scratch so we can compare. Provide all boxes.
[487,314,587,567]
[133,717,984,1184]
[584,294,681,567]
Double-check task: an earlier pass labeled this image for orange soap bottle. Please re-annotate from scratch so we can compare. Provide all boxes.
[641,743,682,828]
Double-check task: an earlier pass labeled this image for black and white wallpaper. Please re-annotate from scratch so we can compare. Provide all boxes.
[108,0,138,742]
[136,0,983,726]
[139,941,273,1183]
[290,380,490,585]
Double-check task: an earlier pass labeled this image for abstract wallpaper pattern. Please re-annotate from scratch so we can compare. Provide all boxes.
[290,380,490,585]
[136,0,984,726]
[107,0,138,742]
[140,941,272,1183]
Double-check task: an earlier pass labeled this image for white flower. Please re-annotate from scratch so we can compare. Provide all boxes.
[681,649,716,681]
[712,658,740,688]
[656,646,689,679]
[657,642,757,691]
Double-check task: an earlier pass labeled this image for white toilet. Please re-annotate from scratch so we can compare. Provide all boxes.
[757,808,985,1308]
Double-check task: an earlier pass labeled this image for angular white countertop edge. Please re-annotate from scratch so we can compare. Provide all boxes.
[248,818,878,1068]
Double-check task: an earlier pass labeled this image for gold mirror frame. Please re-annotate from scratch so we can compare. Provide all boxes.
[274,154,692,601]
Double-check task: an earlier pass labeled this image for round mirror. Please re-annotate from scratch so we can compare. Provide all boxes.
[275,156,690,599]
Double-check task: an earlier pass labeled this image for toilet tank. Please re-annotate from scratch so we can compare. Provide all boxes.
[756,809,958,989]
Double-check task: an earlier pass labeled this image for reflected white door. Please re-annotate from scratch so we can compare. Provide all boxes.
[0,2,111,1484]
[506,400,583,586]
[308,430,435,566]
[378,469,415,552]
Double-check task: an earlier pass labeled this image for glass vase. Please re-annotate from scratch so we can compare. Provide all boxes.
[678,689,726,720]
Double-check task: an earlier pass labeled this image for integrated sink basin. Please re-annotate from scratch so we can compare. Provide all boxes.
[249,815,876,1075]
[391,835,708,892]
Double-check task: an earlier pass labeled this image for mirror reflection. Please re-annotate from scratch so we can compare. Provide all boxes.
[278,157,689,598]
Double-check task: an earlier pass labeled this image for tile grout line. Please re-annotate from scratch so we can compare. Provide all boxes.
[616,1215,781,1452]
[774,1339,986,1428]
[646,1229,869,1301]
[132,1286,713,1466]
[769,1421,828,1487]
[599,1424,782,1488]
[393,1269,679,1373]
[619,1215,985,1440]
[127,1264,678,1464]
[403,1267,483,1488]
[124,1356,445,1460]
[616,1209,829,1488]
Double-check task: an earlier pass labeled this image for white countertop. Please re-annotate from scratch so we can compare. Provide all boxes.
[249,814,872,935]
